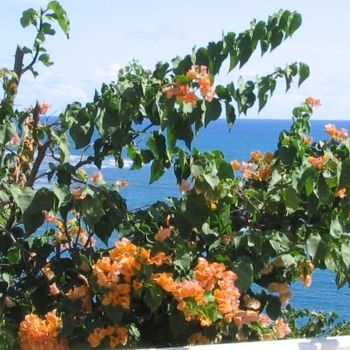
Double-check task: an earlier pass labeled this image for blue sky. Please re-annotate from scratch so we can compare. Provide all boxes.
[1,0,350,119]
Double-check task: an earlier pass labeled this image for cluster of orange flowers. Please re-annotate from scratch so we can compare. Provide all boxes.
[153,258,242,327]
[153,258,291,340]
[165,83,198,105]
[299,260,314,288]
[231,151,273,181]
[165,65,215,105]
[67,284,92,310]
[87,325,128,348]
[45,212,96,248]
[308,154,329,169]
[305,97,321,108]
[93,238,172,308]
[18,310,69,350]
[187,332,210,345]
[268,282,293,306]
[325,124,348,142]
[335,187,347,199]
[187,65,216,102]
[154,214,175,242]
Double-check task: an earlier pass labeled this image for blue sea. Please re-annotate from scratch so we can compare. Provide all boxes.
[43,118,350,320]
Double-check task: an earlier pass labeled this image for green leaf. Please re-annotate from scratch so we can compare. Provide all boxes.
[225,102,236,128]
[69,122,94,149]
[270,29,284,50]
[306,234,328,260]
[317,173,331,202]
[181,192,210,229]
[150,158,165,184]
[23,188,56,234]
[143,282,164,312]
[238,33,253,67]
[298,62,310,87]
[339,159,350,188]
[330,216,342,238]
[7,246,21,264]
[266,297,282,320]
[306,234,321,259]
[80,195,104,226]
[58,133,71,163]
[20,8,37,28]
[103,305,125,323]
[47,1,70,38]
[53,183,71,207]
[229,51,239,72]
[204,99,222,126]
[289,12,302,36]
[341,242,350,269]
[38,53,53,67]
[233,256,253,292]
[215,85,230,100]
[174,252,192,273]
[42,22,56,35]
[284,185,299,210]
[10,184,34,213]
[169,311,188,338]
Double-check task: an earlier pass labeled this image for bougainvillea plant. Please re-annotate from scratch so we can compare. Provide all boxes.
[1,2,349,349]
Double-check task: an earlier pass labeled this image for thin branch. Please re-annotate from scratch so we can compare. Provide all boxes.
[4,228,32,256]
[21,12,44,77]
[13,46,24,80]
[26,140,50,187]
[132,123,155,140]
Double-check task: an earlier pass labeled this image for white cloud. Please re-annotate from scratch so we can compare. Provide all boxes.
[95,63,121,79]
[51,83,88,102]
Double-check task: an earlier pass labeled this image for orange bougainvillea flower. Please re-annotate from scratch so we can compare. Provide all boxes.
[72,187,86,200]
[102,283,131,308]
[274,319,292,339]
[10,133,21,146]
[194,258,226,291]
[251,150,263,162]
[303,136,313,145]
[152,272,177,293]
[165,83,198,105]
[154,226,173,242]
[299,260,314,288]
[243,295,261,310]
[268,282,293,305]
[87,325,128,348]
[258,313,273,327]
[231,160,241,170]
[179,179,191,192]
[305,97,321,108]
[38,102,52,115]
[91,171,103,183]
[49,282,60,296]
[264,152,274,163]
[115,180,128,187]
[133,279,143,290]
[186,69,197,80]
[336,188,347,199]
[308,155,328,169]
[66,285,92,311]
[42,263,55,281]
[18,310,69,350]
[166,65,215,104]
[149,251,172,266]
[325,124,348,141]
[187,332,210,345]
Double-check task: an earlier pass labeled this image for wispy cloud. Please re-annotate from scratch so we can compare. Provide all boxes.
[95,63,121,79]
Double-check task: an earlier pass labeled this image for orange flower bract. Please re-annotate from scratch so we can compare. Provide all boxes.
[305,97,321,108]
[18,310,69,350]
